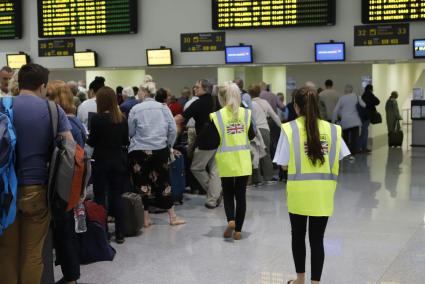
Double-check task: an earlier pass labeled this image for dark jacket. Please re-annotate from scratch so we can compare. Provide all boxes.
[182,93,220,150]
[286,102,297,122]
[385,99,402,132]
[87,113,129,161]
[361,91,380,119]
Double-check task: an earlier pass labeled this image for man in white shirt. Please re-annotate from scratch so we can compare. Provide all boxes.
[319,79,340,121]
[0,66,13,97]
[77,76,105,129]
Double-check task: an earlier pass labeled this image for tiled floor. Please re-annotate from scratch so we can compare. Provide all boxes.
[55,145,425,284]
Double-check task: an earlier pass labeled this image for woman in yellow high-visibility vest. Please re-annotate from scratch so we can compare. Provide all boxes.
[274,87,350,284]
[209,82,255,240]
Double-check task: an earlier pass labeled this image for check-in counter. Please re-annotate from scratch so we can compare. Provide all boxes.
[411,100,425,147]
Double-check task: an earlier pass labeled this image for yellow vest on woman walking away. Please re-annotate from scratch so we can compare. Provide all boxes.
[282,117,342,217]
[210,107,252,178]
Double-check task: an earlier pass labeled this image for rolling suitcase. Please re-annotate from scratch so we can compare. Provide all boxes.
[169,156,186,204]
[121,192,144,237]
[389,131,403,147]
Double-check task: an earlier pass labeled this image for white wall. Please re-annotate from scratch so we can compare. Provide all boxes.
[286,63,373,96]
[146,67,217,96]
[49,70,86,83]
[86,69,146,90]
[372,63,425,137]
[1,0,425,69]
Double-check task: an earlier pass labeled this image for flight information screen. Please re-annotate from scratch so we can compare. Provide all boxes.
[38,0,138,38]
[212,0,336,29]
[0,0,22,39]
[362,0,425,23]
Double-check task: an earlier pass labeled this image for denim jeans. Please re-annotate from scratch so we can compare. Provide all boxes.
[359,120,370,151]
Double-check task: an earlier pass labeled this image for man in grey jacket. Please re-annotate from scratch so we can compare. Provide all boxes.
[319,79,340,121]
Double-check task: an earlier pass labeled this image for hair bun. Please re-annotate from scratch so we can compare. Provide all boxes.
[143,74,153,83]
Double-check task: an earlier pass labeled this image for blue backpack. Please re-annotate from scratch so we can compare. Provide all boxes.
[0,97,18,236]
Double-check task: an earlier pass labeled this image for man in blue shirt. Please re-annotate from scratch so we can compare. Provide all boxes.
[120,86,140,118]
[0,64,73,284]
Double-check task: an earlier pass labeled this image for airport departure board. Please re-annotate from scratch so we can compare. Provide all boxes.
[37,0,138,38]
[212,0,336,30]
[362,0,425,24]
[0,0,22,39]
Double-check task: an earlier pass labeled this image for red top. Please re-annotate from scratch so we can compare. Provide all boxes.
[168,102,183,117]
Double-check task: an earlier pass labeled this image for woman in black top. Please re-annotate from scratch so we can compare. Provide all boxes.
[87,87,129,244]
[359,84,380,153]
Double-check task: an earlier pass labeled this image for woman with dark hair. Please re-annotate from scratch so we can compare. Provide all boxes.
[359,84,380,153]
[155,88,168,104]
[274,87,350,284]
[47,80,86,284]
[87,86,129,244]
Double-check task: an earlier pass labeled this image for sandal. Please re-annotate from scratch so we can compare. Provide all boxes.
[170,216,186,226]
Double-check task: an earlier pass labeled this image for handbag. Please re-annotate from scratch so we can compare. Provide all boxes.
[356,96,368,121]
[370,111,382,124]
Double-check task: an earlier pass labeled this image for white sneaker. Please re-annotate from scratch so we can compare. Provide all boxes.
[348,155,356,163]
[265,180,277,186]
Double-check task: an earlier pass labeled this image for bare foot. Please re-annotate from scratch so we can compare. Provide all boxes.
[170,216,186,226]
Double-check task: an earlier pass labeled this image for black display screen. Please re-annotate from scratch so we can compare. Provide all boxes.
[212,0,336,30]
[362,0,425,24]
[38,0,138,38]
[0,0,22,39]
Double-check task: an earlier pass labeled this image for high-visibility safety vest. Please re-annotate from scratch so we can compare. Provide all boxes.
[210,107,252,178]
[282,117,342,217]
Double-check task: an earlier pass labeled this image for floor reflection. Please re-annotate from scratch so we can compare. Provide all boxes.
[385,148,404,198]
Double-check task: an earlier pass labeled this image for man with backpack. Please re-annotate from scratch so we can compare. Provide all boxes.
[0,64,73,284]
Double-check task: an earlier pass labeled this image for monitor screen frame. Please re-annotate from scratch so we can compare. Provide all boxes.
[212,0,336,30]
[37,0,138,38]
[413,39,425,59]
[6,53,29,69]
[146,48,173,66]
[73,51,98,68]
[314,42,346,62]
[225,45,253,64]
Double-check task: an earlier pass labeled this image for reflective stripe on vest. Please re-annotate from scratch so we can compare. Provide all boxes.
[216,108,250,153]
[287,120,338,181]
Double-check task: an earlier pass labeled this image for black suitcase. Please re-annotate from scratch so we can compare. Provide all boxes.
[389,130,403,147]
[121,192,144,237]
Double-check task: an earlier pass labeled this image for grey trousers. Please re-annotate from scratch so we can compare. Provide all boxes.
[252,128,274,183]
[191,148,222,206]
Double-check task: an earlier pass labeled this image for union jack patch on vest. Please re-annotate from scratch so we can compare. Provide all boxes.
[304,140,329,155]
[226,123,245,135]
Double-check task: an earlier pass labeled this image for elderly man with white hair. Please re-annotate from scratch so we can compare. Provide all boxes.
[119,86,140,118]
[332,84,366,162]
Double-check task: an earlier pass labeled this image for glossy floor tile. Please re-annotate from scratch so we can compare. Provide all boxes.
[55,146,425,284]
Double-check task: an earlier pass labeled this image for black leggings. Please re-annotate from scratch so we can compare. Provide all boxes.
[289,213,329,281]
[221,176,248,232]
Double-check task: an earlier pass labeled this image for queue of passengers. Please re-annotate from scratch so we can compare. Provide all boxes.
[0,64,401,284]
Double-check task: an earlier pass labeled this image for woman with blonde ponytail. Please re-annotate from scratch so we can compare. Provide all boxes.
[274,87,350,284]
[209,81,255,240]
